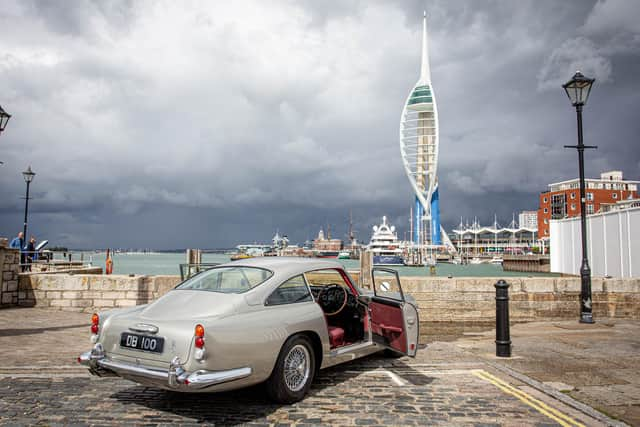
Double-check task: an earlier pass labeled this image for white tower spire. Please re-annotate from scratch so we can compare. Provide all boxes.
[419,11,431,85]
[399,10,443,247]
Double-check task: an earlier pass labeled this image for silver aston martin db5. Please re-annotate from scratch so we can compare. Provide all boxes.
[79,258,420,403]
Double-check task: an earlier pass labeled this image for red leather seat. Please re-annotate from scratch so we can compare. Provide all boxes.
[328,326,345,348]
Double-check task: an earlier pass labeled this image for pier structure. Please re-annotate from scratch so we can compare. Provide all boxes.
[400,12,455,260]
[452,217,538,258]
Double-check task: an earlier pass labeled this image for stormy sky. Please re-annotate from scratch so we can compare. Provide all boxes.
[1,0,639,249]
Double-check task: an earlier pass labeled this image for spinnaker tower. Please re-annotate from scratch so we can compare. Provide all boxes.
[399,12,446,248]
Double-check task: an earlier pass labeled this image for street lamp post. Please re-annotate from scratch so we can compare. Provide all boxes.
[0,105,11,165]
[562,71,596,324]
[22,166,36,242]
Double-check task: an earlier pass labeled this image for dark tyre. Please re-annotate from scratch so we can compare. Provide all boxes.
[383,348,404,358]
[266,334,315,403]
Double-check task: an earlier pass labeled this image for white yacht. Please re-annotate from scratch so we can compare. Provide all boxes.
[367,216,405,266]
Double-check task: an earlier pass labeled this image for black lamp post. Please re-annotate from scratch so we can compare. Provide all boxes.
[22,166,36,242]
[0,105,10,134]
[562,71,596,324]
[0,105,11,165]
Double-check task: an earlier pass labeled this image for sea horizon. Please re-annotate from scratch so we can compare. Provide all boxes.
[55,251,558,279]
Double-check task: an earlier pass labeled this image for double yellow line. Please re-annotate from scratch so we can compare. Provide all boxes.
[473,370,585,427]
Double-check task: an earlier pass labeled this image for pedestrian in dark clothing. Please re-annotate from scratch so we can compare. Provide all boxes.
[24,236,36,272]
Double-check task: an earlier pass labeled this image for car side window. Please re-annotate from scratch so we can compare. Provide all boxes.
[265,275,312,306]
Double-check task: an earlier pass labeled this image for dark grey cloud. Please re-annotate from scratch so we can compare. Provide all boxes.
[1,0,639,249]
[28,0,137,37]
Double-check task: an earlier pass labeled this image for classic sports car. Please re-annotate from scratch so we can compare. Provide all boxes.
[78,258,420,403]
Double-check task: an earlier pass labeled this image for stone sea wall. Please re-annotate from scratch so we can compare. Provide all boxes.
[15,273,640,322]
[0,246,20,307]
[398,276,640,322]
[18,274,180,312]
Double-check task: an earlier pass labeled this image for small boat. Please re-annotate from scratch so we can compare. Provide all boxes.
[469,257,482,265]
[314,251,340,258]
[337,251,351,259]
[230,252,253,261]
[490,256,503,265]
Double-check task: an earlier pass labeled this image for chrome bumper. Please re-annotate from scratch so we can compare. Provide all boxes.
[78,344,252,390]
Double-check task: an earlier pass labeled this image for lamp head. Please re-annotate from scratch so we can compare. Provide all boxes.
[22,165,36,183]
[562,71,595,107]
[0,105,11,133]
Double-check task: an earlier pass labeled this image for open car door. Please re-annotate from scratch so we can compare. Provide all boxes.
[370,268,419,357]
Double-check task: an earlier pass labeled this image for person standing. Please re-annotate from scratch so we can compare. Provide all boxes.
[24,236,36,272]
[9,232,26,270]
[9,231,23,249]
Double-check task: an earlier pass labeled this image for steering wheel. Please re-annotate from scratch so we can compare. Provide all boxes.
[317,284,348,316]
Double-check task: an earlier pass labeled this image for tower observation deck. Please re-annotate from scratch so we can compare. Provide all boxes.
[399,12,452,252]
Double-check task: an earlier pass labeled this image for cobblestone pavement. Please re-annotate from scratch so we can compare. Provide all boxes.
[0,308,618,426]
[455,319,640,426]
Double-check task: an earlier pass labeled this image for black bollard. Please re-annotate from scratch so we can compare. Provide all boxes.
[494,279,511,357]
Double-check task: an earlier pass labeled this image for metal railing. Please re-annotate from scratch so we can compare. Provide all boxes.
[17,250,52,272]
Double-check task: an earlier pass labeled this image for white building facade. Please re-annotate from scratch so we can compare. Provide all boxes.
[550,205,640,278]
[518,211,538,230]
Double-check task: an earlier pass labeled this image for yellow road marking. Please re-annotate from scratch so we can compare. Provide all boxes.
[472,370,585,427]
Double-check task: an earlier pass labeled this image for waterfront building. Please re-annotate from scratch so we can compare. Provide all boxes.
[518,211,538,230]
[452,217,537,257]
[551,203,640,278]
[400,12,444,247]
[538,170,639,239]
[235,244,271,256]
[271,232,289,250]
[312,228,342,257]
[600,197,640,213]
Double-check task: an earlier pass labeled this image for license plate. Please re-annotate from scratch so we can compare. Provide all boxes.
[120,332,164,353]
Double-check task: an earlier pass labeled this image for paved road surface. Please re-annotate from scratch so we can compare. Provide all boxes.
[0,308,627,426]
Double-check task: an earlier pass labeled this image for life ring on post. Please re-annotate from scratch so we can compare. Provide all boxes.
[105,249,113,275]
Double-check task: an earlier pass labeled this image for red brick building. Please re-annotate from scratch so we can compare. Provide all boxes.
[538,171,639,239]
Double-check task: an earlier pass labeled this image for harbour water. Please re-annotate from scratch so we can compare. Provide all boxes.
[67,252,557,278]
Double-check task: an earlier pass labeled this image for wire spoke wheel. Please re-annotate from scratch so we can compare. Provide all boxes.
[266,334,315,403]
[283,344,310,392]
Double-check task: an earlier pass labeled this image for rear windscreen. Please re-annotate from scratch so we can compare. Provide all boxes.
[175,266,273,293]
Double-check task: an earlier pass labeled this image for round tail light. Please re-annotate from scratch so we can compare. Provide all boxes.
[195,324,204,337]
[91,313,99,336]
[194,324,205,349]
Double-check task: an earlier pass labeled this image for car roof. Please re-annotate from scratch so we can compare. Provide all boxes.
[219,256,345,277]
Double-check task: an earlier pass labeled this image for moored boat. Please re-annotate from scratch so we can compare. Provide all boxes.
[314,250,340,258]
[230,252,253,261]
[368,216,405,266]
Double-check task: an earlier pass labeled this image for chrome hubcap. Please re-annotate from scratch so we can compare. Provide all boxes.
[283,344,310,392]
